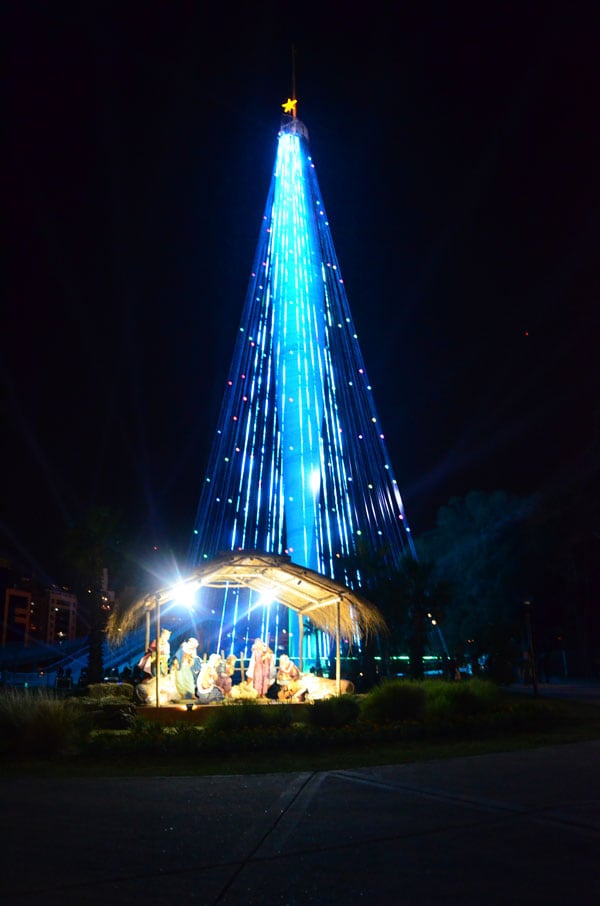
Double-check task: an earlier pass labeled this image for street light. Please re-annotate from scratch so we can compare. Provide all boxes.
[524,600,539,697]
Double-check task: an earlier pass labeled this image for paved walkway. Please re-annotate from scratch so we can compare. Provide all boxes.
[1,735,599,905]
[506,678,600,705]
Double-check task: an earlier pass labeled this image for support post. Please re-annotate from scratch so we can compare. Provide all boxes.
[524,600,539,698]
[154,595,160,709]
[298,614,304,673]
[336,599,341,696]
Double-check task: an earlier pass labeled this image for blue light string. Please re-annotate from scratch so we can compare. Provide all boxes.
[187,116,416,658]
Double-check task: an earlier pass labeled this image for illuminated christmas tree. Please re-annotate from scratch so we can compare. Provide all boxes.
[188,99,415,661]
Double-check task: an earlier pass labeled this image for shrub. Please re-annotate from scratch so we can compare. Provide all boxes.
[71,696,138,729]
[203,700,294,733]
[127,716,169,754]
[85,683,134,701]
[502,698,567,732]
[425,679,501,723]
[306,695,360,728]
[169,722,206,754]
[90,703,137,730]
[359,680,427,724]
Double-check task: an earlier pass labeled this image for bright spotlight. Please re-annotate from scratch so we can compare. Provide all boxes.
[170,580,199,609]
[258,593,275,608]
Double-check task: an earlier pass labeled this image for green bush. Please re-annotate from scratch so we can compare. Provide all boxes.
[425,679,501,722]
[360,680,427,724]
[502,698,567,732]
[90,703,137,730]
[126,716,169,754]
[71,696,137,729]
[3,679,585,765]
[203,700,294,732]
[85,683,134,700]
[169,722,206,754]
[306,695,360,728]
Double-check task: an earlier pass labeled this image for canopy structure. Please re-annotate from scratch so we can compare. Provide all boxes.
[109,552,388,701]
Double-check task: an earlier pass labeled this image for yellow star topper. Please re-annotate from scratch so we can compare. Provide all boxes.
[281,97,297,116]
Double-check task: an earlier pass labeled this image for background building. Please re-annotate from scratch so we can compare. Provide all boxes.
[1,559,78,647]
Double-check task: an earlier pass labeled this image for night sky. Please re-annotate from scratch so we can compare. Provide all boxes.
[4,2,599,584]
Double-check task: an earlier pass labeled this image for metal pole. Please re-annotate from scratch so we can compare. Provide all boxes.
[335,600,341,696]
[155,595,160,709]
[298,614,304,673]
[524,600,539,697]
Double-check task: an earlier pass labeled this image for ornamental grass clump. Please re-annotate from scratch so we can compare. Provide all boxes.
[0,688,90,757]
[359,679,427,725]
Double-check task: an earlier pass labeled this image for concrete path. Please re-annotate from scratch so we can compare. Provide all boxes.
[507,679,600,705]
[1,739,599,905]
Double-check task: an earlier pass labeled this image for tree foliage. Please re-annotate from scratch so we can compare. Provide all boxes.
[393,555,452,680]
[62,507,126,683]
[344,543,451,681]
[417,490,535,664]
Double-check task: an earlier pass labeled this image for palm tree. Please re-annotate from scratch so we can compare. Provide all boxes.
[394,556,451,680]
[342,543,451,682]
[62,507,123,684]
